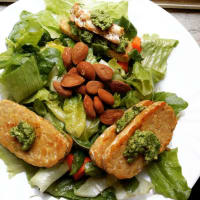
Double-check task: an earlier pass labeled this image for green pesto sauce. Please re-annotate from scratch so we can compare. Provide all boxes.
[116,106,145,133]
[110,36,128,53]
[91,10,113,31]
[10,121,36,151]
[124,130,161,163]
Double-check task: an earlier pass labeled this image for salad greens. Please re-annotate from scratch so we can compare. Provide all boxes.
[147,149,191,200]
[0,0,191,199]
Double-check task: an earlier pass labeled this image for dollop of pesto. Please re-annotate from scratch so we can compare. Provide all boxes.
[91,10,113,31]
[116,106,145,133]
[124,130,161,163]
[10,121,36,151]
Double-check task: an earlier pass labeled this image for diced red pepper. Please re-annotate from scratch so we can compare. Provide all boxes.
[73,157,91,180]
[117,61,129,73]
[132,36,142,52]
[66,153,74,170]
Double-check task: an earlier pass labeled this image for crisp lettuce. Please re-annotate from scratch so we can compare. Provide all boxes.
[141,34,178,83]
[0,144,38,179]
[147,148,191,200]
[63,95,86,138]
[153,92,188,115]
[30,160,69,192]
[126,62,154,96]
[0,56,43,102]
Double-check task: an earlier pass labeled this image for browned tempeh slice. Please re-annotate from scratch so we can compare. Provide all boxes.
[60,18,132,62]
[89,100,153,169]
[103,101,177,179]
[0,100,73,168]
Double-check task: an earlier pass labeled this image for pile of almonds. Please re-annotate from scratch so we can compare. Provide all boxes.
[53,42,131,125]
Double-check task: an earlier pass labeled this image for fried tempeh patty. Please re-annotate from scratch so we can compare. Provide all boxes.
[0,100,72,168]
[89,100,153,169]
[90,101,177,179]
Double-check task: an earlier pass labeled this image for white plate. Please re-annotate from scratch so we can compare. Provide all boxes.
[0,0,200,199]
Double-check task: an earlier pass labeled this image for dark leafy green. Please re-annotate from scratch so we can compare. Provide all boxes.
[114,16,137,40]
[70,150,85,175]
[128,49,143,62]
[33,99,47,117]
[153,92,188,115]
[147,148,191,200]
[85,162,105,177]
[120,177,139,193]
[46,176,116,200]
[37,47,65,77]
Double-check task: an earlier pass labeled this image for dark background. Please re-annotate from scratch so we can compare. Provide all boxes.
[189,177,200,199]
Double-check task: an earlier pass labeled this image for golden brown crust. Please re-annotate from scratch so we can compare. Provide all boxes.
[59,19,132,62]
[0,100,73,168]
[89,100,153,170]
[103,101,177,179]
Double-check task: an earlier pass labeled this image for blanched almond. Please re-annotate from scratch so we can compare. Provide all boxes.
[61,74,85,88]
[109,80,131,93]
[94,96,104,115]
[84,95,96,119]
[53,81,72,97]
[62,47,72,68]
[86,81,104,95]
[76,85,87,95]
[93,63,113,81]
[100,109,124,125]
[98,88,114,105]
[77,61,96,80]
[72,42,89,65]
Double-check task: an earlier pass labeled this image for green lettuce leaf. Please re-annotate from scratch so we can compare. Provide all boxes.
[8,13,44,50]
[147,148,191,200]
[86,48,97,64]
[107,58,126,81]
[153,92,188,115]
[126,62,154,96]
[0,145,38,179]
[114,16,137,40]
[141,34,179,83]
[37,47,65,79]
[63,94,86,138]
[80,119,100,141]
[0,56,43,102]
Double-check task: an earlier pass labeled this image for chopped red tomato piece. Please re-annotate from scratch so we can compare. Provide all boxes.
[132,36,142,52]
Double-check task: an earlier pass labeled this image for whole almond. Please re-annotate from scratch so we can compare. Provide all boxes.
[77,61,96,80]
[100,109,124,125]
[68,67,78,75]
[53,81,72,97]
[109,80,131,93]
[76,85,87,95]
[94,96,104,115]
[86,81,104,95]
[93,63,113,81]
[62,47,72,68]
[84,95,96,119]
[98,88,114,105]
[72,42,89,65]
[61,74,85,88]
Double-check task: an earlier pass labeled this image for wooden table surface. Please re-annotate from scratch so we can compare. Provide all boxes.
[0,1,200,199]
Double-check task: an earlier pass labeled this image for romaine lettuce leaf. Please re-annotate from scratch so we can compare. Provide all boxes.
[63,94,86,138]
[153,92,188,115]
[141,34,179,83]
[126,62,154,96]
[37,47,65,79]
[0,144,38,179]
[147,148,191,200]
[80,119,100,141]
[8,14,44,50]
[0,56,43,102]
